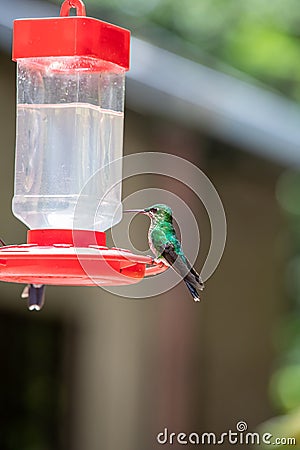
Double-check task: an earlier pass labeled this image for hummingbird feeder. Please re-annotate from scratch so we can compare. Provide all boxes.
[0,0,166,309]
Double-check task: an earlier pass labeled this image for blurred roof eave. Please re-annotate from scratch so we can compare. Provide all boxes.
[1,0,300,168]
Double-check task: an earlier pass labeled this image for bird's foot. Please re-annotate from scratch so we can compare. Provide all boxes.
[148,256,156,265]
[154,258,163,265]
[149,256,165,266]
[193,297,201,302]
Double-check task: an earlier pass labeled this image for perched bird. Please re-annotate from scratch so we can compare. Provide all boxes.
[124,204,204,301]
[21,284,46,311]
[0,237,46,311]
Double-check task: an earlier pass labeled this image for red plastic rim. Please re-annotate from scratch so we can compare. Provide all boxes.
[12,15,130,70]
[0,229,167,286]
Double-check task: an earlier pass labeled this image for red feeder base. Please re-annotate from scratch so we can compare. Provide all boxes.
[0,229,167,286]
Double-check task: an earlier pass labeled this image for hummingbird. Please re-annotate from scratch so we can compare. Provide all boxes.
[0,238,46,311]
[124,204,204,301]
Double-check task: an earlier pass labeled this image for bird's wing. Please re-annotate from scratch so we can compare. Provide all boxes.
[180,253,203,286]
[161,243,198,286]
[162,243,204,293]
[151,228,204,290]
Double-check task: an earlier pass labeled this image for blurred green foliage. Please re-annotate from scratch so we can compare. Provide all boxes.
[257,171,300,448]
[271,365,300,412]
[257,409,300,449]
[79,0,300,101]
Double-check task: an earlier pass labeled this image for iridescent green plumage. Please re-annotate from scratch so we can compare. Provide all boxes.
[145,204,183,257]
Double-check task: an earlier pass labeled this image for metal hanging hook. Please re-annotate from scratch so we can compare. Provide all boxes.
[60,0,86,17]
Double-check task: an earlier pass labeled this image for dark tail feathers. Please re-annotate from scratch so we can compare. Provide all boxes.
[184,280,201,302]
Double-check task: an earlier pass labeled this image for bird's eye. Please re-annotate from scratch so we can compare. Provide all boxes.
[151,208,158,213]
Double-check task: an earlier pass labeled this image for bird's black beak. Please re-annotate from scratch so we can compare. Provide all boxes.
[123,209,145,214]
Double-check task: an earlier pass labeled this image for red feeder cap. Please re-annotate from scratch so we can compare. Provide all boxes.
[27,229,106,247]
[12,0,130,70]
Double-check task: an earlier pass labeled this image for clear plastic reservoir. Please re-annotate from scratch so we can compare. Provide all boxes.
[13,57,125,231]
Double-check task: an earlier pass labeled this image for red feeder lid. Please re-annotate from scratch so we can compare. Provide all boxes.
[12,0,130,71]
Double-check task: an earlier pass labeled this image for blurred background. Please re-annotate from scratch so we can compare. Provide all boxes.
[1,0,300,449]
